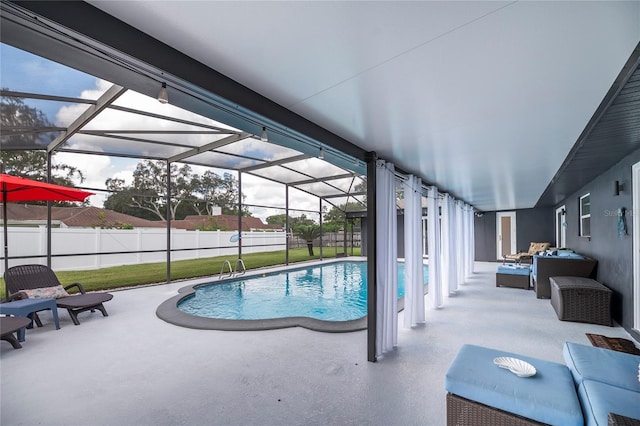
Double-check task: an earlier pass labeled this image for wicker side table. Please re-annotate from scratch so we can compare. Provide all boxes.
[550,276,612,326]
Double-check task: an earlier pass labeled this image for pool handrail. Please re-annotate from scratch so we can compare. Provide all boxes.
[234,259,246,276]
[219,260,233,280]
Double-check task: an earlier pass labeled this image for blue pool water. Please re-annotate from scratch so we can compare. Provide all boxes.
[178,261,428,322]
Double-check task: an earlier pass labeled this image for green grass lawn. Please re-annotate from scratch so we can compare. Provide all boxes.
[0,247,361,298]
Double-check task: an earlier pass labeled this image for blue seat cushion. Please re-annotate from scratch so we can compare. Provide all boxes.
[497,264,531,276]
[563,342,640,392]
[578,380,640,426]
[446,344,583,426]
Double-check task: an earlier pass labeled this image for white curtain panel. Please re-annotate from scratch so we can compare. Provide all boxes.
[403,175,426,327]
[468,207,475,274]
[441,195,458,294]
[455,200,466,287]
[427,186,443,309]
[461,205,470,277]
[376,160,398,356]
[439,194,451,294]
[464,206,475,276]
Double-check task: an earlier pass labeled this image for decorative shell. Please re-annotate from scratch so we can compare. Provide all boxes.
[493,357,537,378]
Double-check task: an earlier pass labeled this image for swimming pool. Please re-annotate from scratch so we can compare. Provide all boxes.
[157,260,428,332]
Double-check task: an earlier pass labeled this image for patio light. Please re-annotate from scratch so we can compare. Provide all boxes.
[158,82,169,104]
[260,127,268,142]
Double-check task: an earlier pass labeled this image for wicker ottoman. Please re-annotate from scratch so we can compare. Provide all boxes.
[550,276,612,326]
[445,344,583,426]
[496,264,531,290]
[608,413,640,426]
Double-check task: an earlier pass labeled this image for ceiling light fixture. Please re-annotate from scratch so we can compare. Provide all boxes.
[318,146,324,159]
[260,127,268,142]
[157,82,169,104]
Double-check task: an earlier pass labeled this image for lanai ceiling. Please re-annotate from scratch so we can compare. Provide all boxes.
[2,1,640,212]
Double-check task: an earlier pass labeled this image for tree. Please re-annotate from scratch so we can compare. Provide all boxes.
[265,214,287,227]
[1,94,57,150]
[290,214,316,228]
[323,202,364,232]
[103,178,158,221]
[1,94,86,206]
[0,149,85,188]
[265,213,317,229]
[293,224,321,256]
[103,160,198,221]
[353,178,367,203]
[103,161,250,221]
[192,171,245,216]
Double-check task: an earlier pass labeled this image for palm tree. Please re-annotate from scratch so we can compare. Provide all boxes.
[294,225,321,256]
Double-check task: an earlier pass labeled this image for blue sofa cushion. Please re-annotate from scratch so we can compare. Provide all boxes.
[563,342,640,392]
[497,264,531,276]
[532,253,586,280]
[446,344,583,426]
[578,380,640,426]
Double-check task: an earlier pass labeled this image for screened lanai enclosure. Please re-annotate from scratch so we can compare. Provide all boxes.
[1,43,370,275]
[0,1,477,362]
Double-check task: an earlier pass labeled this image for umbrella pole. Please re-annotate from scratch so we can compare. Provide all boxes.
[3,184,8,275]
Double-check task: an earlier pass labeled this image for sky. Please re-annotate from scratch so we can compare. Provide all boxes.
[0,43,346,222]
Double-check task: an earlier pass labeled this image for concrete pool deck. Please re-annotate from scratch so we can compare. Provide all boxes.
[1,261,635,426]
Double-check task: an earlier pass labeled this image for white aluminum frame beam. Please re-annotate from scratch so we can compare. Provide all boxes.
[47,83,127,152]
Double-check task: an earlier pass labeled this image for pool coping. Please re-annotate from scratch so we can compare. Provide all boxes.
[156,258,370,333]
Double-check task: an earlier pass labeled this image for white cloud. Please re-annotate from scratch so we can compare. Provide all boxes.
[53,152,136,207]
[50,79,323,219]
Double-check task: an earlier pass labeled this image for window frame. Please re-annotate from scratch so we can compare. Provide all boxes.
[579,193,591,237]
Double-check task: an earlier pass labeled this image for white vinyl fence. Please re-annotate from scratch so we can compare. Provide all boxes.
[1,227,286,275]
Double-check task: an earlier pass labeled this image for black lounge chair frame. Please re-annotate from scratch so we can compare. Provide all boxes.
[1,316,32,349]
[4,264,113,325]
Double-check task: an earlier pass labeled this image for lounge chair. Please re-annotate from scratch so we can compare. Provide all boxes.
[4,264,113,326]
[1,316,32,349]
[503,241,550,265]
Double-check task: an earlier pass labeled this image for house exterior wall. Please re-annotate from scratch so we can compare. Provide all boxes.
[558,146,640,340]
[474,147,640,340]
[474,212,497,262]
[473,209,553,262]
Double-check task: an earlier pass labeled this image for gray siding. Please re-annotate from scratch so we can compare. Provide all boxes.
[474,209,554,262]
[558,146,640,340]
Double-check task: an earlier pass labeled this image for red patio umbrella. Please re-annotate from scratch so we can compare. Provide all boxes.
[0,174,94,273]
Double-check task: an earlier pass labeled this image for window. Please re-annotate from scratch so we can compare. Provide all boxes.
[580,193,591,237]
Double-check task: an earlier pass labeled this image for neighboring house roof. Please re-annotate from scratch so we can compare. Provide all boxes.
[1,205,281,230]
[0,204,164,228]
[174,215,282,231]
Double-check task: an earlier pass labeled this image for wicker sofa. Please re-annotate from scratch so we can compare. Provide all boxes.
[530,252,597,299]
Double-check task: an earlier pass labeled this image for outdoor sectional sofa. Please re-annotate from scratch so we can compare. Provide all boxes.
[531,252,598,299]
[563,342,640,425]
[446,342,640,425]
